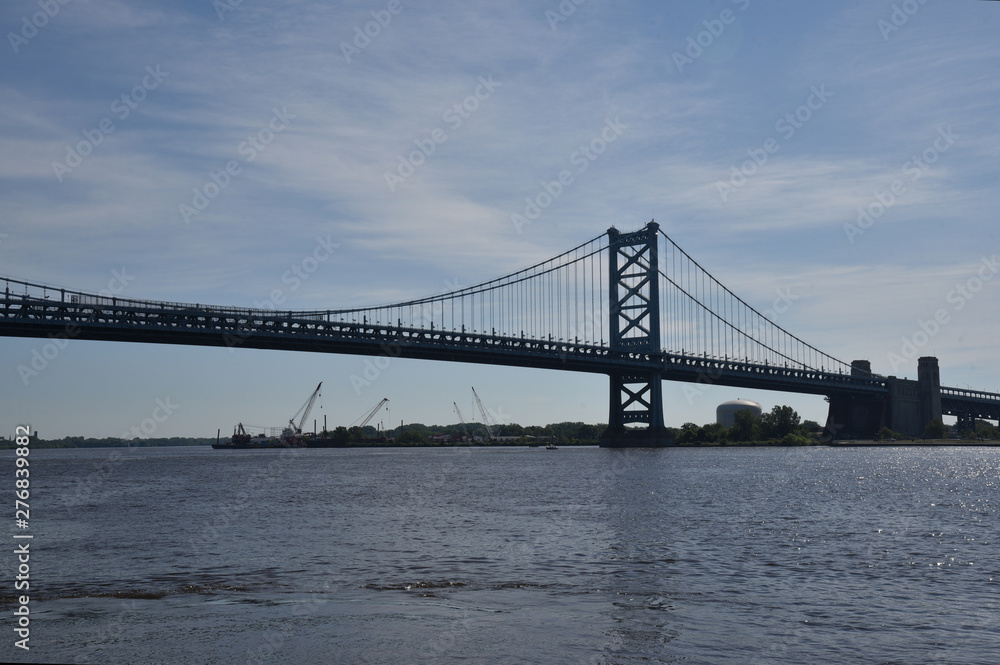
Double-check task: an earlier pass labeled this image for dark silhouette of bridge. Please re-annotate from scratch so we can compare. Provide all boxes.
[3,222,997,444]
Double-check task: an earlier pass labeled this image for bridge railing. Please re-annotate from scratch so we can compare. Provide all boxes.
[3,276,222,313]
[3,274,616,344]
[2,276,625,358]
[664,352,888,393]
[941,386,1000,403]
[1,276,344,323]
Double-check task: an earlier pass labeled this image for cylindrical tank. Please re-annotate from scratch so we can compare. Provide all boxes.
[717,399,763,428]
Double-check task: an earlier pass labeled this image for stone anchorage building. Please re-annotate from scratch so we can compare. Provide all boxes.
[826,356,942,439]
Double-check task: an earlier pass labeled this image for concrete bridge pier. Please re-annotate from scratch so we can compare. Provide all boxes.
[826,357,943,440]
[599,428,675,447]
[824,360,885,439]
[825,393,886,440]
[955,412,975,433]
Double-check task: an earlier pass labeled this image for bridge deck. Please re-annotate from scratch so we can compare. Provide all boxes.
[941,387,1000,421]
[2,290,890,397]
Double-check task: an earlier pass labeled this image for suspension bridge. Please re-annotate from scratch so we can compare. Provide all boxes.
[2,222,997,444]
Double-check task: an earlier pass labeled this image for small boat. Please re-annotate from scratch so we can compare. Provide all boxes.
[546,443,558,450]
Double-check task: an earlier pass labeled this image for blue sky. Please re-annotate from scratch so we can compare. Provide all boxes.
[2,0,999,439]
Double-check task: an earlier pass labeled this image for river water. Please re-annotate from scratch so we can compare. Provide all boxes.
[1,445,997,664]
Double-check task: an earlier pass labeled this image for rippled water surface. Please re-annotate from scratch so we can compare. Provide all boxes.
[3,445,998,664]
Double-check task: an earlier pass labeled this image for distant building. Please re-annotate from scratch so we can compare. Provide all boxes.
[717,399,763,428]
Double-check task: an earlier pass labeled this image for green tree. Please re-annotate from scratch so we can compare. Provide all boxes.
[390,423,431,444]
[924,418,946,439]
[397,428,428,444]
[332,426,350,445]
[677,422,700,445]
[779,432,812,446]
[699,422,726,444]
[975,420,999,440]
[572,423,604,441]
[761,405,800,439]
[501,423,525,437]
[877,426,899,441]
[729,409,760,442]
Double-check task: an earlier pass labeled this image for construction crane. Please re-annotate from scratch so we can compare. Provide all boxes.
[453,402,470,441]
[289,382,322,435]
[471,386,497,441]
[352,398,389,432]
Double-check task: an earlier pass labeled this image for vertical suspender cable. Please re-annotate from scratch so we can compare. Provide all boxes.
[570,252,580,342]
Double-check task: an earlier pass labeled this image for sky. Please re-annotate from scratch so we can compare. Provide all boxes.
[1,0,999,439]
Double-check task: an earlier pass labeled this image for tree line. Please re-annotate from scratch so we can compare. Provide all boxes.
[5,406,826,448]
[674,405,820,446]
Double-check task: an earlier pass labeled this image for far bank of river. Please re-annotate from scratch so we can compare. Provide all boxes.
[8,437,1000,449]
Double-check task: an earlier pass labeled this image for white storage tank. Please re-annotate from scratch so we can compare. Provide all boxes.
[717,399,763,428]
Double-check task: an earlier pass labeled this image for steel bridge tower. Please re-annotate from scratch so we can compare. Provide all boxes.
[600,222,673,447]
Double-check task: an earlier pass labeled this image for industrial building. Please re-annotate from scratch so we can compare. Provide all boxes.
[717,399,763,428]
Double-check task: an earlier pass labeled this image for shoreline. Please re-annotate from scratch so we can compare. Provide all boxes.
[828,439,1000,447]
[7,437,1000,450]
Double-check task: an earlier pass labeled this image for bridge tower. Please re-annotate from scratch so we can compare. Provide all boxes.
[600,222,673,447]
[918,356,942,427]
